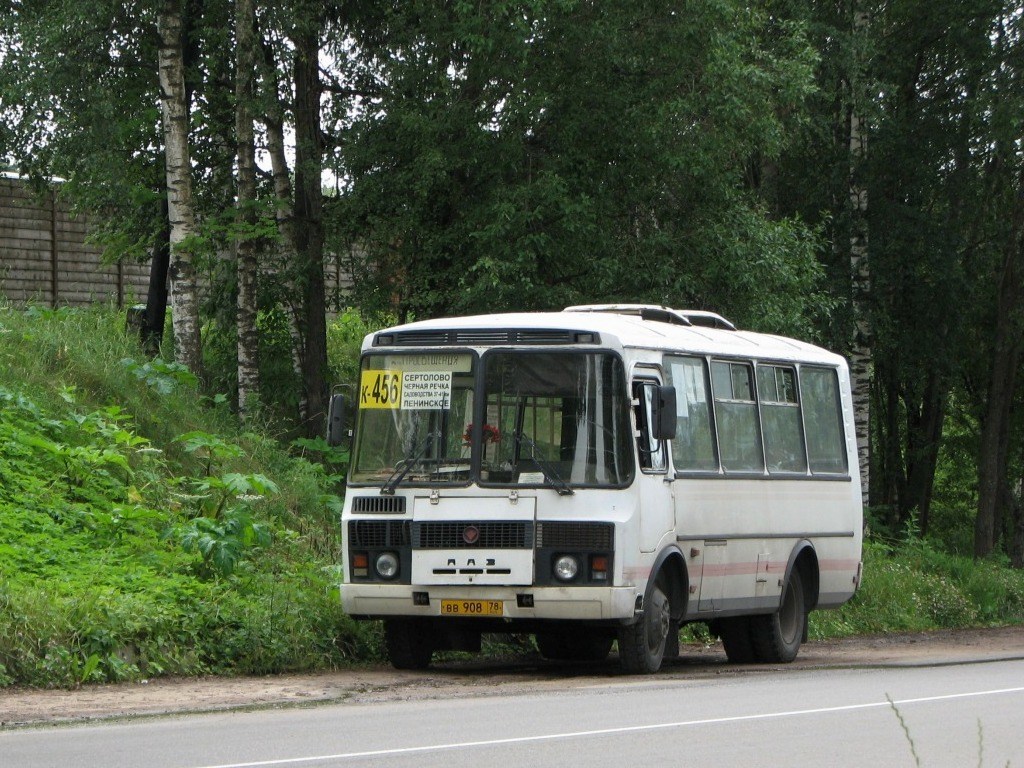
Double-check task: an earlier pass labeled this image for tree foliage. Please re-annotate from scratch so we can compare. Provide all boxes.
[2,0,1024,562]
[335,0,827,334]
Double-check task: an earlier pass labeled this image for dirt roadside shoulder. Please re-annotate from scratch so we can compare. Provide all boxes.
[2,626,1022,728]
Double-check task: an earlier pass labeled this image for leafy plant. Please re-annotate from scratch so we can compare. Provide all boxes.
[121,357,199,394]
[174,430,244,474]
[291,435,350,470]
[175,508,271,577]
[164,431,281,577]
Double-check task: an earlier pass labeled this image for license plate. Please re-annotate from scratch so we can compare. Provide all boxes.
[439,599,503,617]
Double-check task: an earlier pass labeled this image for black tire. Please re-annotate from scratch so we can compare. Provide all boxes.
[617,581,671,674]
[717,616,757,664]
[536,629,614,662]
[384,618,435,670]
[750,568,806,663]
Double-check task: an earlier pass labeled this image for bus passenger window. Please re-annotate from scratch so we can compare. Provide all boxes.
[801,367,848,474]
[757,365,807,474]
[711,361,764,473]
[665,356,718,471]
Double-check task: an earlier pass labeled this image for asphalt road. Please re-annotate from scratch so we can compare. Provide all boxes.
[3,657,1023,768]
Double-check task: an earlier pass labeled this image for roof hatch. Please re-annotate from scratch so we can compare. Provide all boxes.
[563,304,736,331]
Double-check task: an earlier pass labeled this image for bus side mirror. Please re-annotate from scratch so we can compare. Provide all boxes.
[652,385,677,441]
[326,393,348,447]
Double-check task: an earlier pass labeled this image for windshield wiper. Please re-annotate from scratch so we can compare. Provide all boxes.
[380,431,438,495]
[514,431,574,496]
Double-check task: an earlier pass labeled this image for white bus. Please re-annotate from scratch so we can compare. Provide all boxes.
[332,304,863,673]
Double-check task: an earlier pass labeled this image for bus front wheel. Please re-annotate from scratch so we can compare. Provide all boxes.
[617,581,671,674]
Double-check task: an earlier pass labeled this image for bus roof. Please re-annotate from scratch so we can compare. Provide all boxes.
[364,307,846,367]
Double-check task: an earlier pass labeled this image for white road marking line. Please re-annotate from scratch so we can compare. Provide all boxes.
[188,685,1024,768]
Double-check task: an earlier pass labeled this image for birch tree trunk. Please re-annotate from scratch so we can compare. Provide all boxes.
[848,2,871,509]
[234,0,260,418]
[157,0,204,378]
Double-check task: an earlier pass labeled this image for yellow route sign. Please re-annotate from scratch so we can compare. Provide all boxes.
[359,370,401,409]
[359,369,454,409]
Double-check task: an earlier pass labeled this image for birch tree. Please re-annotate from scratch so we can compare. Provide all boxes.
[259,23,308,423]
[847,1,871,509]
[157,0,204,378]
[234,0,260,417]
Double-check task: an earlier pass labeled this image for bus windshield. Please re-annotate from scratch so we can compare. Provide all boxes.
[349,349,635,490]
[479,351,634,489]
[350,352,476,486]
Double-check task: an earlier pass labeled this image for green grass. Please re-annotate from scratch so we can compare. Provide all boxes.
[810,538,1024,639]
[0,304,376,687]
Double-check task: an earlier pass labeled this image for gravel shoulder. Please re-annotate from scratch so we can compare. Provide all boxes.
[2,626,1022,728]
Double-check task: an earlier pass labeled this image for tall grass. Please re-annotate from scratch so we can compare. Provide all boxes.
[811,538,1024,639]
[0,303,377,687]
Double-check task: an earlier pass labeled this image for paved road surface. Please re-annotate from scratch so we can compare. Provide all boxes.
[3,655,1023,767]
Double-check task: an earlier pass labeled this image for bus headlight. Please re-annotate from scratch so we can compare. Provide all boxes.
[375,552,400,580]
[553,554,580,582]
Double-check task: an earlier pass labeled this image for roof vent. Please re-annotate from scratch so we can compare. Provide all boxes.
[564,304,736,331]
[676,310,736,331]
[564,304,691,326]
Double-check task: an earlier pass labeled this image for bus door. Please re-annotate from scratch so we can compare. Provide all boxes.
[632,375,674,553]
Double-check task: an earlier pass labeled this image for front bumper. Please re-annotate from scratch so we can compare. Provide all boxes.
[341,583,640,621]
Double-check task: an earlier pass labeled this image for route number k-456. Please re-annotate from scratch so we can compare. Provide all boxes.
[360,370,401,409]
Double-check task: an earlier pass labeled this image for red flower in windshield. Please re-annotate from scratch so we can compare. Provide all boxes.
[462,424,501,445]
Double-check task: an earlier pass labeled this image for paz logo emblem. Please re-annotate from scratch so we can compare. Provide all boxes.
[462,525,481,545]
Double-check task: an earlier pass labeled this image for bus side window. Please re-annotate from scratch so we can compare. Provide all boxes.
[665,355,718,472]
[757,365,807,474]
[633,380,667,472]
[801,366,849,474]
[711,360,765,473]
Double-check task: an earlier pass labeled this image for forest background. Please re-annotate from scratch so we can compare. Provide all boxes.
[1,0,1023,686]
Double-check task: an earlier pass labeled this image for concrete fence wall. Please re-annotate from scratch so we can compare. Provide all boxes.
[1,174,355,310]
[0,175,152,307]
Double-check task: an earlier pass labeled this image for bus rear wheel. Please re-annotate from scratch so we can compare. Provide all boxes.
[617,581,671,674]
[717,616,757,664]
[384,618,435,670]
[750,569,806,663]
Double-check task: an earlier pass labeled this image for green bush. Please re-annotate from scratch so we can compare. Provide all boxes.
[811,537,1024,639]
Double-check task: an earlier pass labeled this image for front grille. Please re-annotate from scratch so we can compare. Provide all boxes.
[454,330,509,345]
[412,521,533,549]
[389,331,450,346]
[514,330,578,344]
[348,520,411,548]
[350,496,406,514]
[536,522,614,550]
